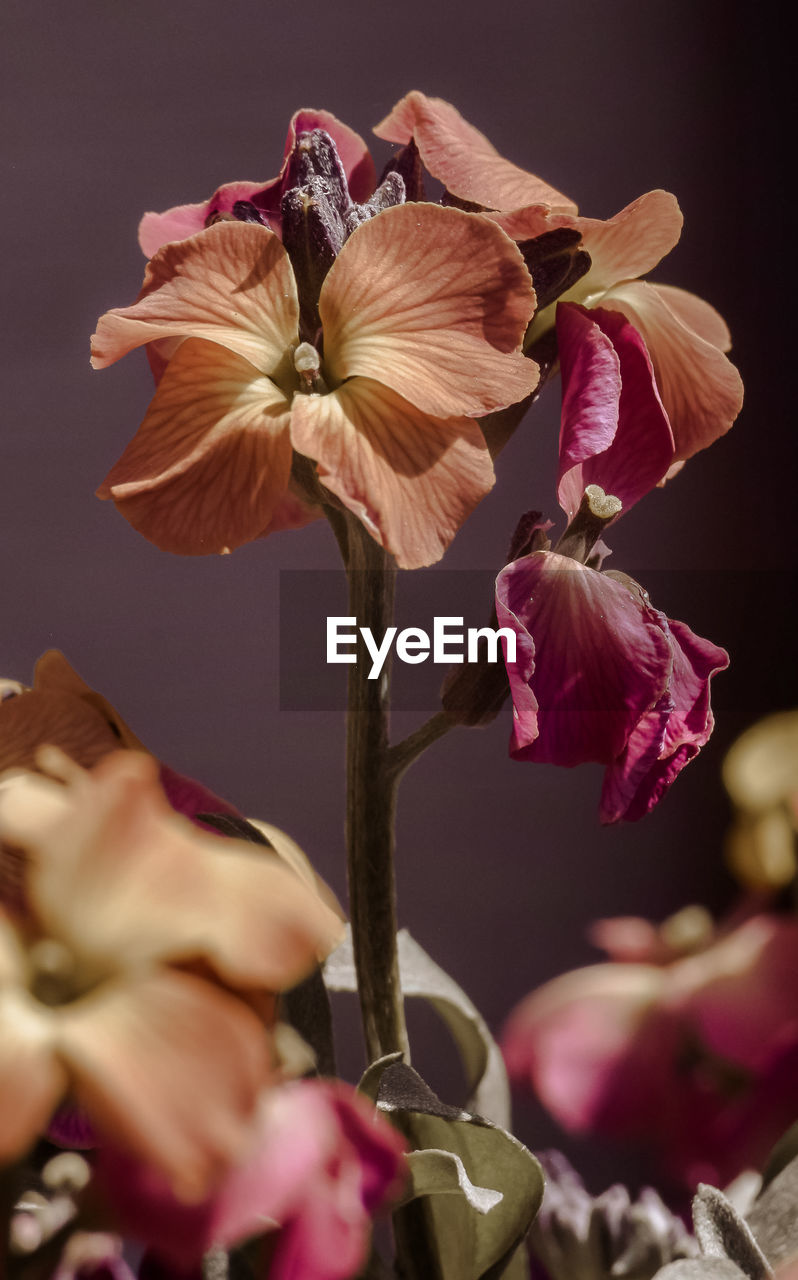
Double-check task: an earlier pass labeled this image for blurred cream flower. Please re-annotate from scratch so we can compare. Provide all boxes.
[0,748,343,1202]
[723,710,798,891]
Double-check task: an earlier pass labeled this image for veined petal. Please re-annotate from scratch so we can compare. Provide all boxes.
[373,91,576,213]
[91,222,299,377]
[290,379,495,569]
[557,304,675,518]
[56,970,270,1202]
[600,281,744,463]
[1,752,343,988]
[320,203,538,418]
[98,339,293,556]
[565,191,683,293]
[0,984,67,1160]
[651,283,733,352]
[0,691,122,776]
[496,553,672,766]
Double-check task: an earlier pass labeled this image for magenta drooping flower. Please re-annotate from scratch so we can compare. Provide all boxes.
[495,302,728,822]
[502,911,798,1190]
[99,1080,407,1278]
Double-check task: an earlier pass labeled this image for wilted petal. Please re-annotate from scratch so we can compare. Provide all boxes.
[320,202,538,419]
[501,964,670,1133]
[91,223,299,377]
[290,378,495,569]
[374,91,576,213]
[496,553,672,766]
[58,970,270,1202]
[601,613,729,822]
[98,339,293,555]
[0,752,343,987]
[600,280,744,463]
[0,979,67,1160]
[556,304,675,519]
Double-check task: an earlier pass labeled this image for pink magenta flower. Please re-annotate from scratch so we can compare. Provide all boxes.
[501,911,798,1190]
[92,161,538,568]
[375,91,743,470]
[495,302,728,822]
[0,750,343,1201]
[98,1079,407,1277]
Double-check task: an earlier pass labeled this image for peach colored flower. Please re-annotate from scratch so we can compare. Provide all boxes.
[0,750,343,1201]
[375,91,743,470]
[91,203,538,569]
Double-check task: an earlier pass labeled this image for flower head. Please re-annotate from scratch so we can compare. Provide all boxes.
[99,1079,407,1276]
[502,911,798,1190]
[496,303,728,821]
[375,91,743,469]
[0,749,343,1200]
[93,122,539,568]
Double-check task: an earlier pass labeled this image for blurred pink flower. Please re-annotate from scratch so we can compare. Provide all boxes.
[0,750,342,1200]
[375,91,743,470]
[99,1079,407,1277]
[92,203,537,568]
[502,912,798,1189]
[496,303,728,821]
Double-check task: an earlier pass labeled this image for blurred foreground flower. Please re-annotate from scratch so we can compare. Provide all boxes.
[92,119,538,568]
[723,710,798,893]
[0,749,342,1201]
[101,1079,407,1276]
[495,303,727,821]
[502,910,798,1190]
[375,91,743,468]
[0,649,238,824]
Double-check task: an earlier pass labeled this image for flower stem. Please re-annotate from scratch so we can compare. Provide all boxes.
[344,516,410,1063]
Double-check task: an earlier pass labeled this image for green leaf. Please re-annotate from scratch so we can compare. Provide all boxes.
[325,927,512,1127]
[371,1059,543,1280]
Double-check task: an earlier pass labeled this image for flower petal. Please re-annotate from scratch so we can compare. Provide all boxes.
[98,339,293,555]
[0,981,67,1161]
[374,91,576,213]
[138,108,375,258]
[566,191,683,293]
[0,690,122,776]
[556,304,675,519]
[91,222,299,377]
[57,970,271,1202]
[501,964,670,1134]
[496,553,673,766]
[0,752,343,987]
[319,203,538,418]
[651,283,732,352]
[600,607,728,822]
[600,280,744,463]
[290,378,495,569]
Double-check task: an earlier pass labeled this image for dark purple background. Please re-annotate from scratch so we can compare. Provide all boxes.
[1,0,794,1191]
